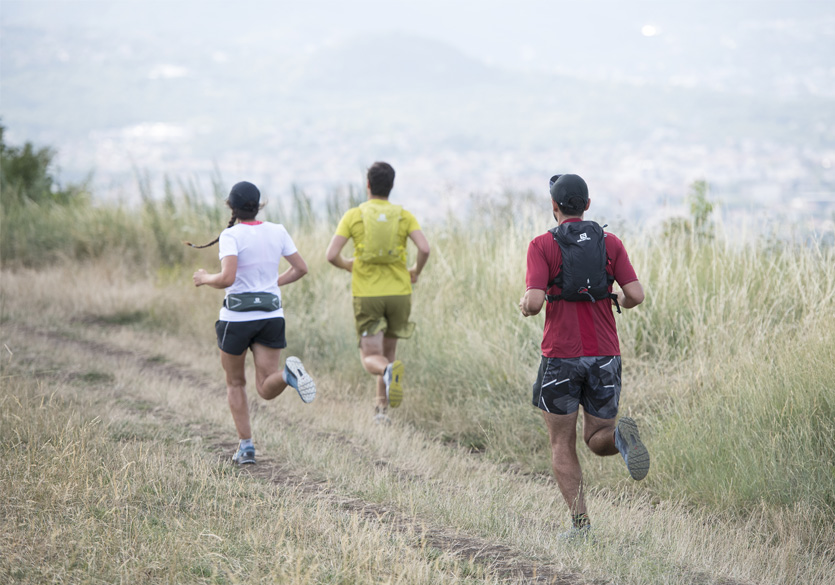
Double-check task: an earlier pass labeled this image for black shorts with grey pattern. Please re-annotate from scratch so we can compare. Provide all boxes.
[532,355,621,419]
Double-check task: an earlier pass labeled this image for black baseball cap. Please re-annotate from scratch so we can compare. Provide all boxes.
[227,181,261,211]
[549,173,588,212]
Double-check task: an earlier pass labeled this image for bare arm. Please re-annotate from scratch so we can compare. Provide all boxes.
[408,229,431,284]
[519,288,546,317]
[278,252,308,287]
[617,280,645,309]
[326,234,353,272]
[193,255,237,289]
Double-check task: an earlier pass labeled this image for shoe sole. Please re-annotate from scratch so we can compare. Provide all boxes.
[387,360,404,408]
[286,356,316,403]
[617,417,650,480]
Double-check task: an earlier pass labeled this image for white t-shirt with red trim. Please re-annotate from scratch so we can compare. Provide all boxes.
[217,221,298,322]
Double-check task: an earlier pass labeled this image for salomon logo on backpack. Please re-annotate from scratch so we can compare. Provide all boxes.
[357,201,405,264]
[546,221,621,312]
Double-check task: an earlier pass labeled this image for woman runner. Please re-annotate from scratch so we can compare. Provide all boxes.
[190,181,316,464]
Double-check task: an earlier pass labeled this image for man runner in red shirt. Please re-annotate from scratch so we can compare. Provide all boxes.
[519,173,649,540]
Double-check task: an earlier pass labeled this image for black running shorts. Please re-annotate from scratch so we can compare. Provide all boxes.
[215,318,286,355]
[532,355,622,419]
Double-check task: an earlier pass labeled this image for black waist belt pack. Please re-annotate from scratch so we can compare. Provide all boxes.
[223,292,281,312]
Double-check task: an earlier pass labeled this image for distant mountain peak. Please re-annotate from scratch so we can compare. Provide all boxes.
[293,32,505,93]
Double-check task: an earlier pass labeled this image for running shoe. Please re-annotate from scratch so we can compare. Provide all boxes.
[557,525,594,543]
[374,405,392,425]
[383,360,404,408]
[232,446,256,465]
[614,416,650,480]
[284,356,316,403]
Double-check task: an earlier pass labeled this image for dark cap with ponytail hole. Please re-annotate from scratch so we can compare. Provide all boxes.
[227,181,261,211]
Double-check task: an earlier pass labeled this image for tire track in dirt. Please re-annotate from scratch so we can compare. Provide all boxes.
[10,322,588,585]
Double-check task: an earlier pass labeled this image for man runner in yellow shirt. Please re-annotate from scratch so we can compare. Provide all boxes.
[326,162,430,424]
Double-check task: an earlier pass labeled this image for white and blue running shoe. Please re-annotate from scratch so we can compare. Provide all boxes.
[284,356,316,403]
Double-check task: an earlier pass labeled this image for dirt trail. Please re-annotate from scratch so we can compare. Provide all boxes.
[11,322,588,585]
[10,322,756,585]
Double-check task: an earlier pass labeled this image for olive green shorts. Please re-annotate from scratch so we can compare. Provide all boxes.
[353,295,415,340]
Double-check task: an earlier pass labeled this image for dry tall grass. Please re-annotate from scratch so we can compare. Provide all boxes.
[1,189,833,584]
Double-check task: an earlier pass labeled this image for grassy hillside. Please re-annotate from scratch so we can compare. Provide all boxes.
[2,172,834,584]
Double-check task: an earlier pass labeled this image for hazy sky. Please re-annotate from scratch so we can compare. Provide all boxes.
[5,0,832,88]
[2,1,834,226]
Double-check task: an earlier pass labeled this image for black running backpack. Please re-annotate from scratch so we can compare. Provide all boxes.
[546,220,621,313]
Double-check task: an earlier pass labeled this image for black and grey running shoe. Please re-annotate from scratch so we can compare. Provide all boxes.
[614,417,650,480]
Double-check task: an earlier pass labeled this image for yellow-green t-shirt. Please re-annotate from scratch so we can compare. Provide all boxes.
[335,199,421,297]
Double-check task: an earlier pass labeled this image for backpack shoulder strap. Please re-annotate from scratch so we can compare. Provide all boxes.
[545,226,563,301]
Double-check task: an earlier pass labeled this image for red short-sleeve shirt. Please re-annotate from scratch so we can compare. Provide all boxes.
[525,219,639,358]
